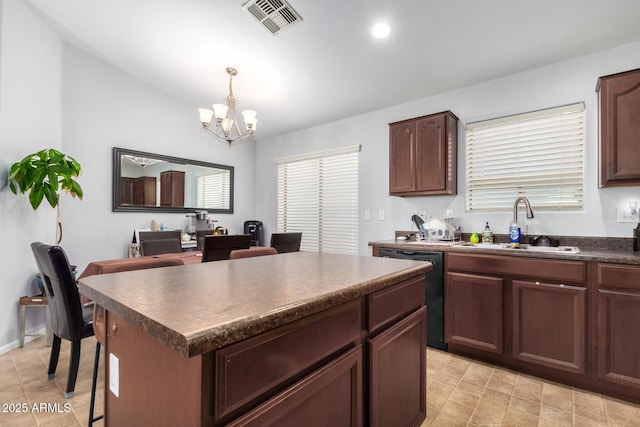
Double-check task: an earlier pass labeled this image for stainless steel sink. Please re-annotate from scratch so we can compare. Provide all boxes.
[458,242,580,253]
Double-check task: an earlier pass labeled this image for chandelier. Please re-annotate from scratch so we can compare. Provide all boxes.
[198,67,258,144]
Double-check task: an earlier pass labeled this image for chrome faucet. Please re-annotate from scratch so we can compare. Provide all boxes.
[513,197,534,223]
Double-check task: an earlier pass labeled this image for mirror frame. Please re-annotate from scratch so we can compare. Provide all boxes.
[112,147,234,214]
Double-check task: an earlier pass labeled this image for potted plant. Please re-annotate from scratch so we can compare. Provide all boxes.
[9,148,83,244]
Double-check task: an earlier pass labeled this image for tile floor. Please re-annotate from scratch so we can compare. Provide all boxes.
[1,335,638,426]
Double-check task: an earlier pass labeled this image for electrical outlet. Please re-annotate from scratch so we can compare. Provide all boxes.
[378,210,385,221]
[109,353,120,397]
[618,207,639,223]
[364,210,371,221]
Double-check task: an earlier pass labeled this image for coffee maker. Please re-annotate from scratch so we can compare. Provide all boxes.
[244,220,263,246]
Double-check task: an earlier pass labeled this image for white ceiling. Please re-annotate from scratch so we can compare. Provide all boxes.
[25,0,640,140]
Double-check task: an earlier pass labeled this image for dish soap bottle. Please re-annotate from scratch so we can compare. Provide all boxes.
[482,222,494,243]
[509,220,521,248]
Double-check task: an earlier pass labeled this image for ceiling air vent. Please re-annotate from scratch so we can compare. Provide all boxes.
[242,0,303,36]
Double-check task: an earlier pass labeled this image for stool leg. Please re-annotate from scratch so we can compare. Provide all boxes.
[19,305,26,348]
[88,341,104,426]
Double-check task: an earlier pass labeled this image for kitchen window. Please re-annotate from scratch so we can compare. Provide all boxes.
[277,145,360,255]
[465,102,584,212]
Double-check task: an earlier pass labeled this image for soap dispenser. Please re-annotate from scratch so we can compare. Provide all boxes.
[509,220,521,248]
[482,222,494,243]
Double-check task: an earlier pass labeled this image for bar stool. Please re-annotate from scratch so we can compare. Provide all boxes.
[19,295,52,347]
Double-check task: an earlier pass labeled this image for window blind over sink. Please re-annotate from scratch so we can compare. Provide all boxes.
[277,145,359,255]
[465,102,585,212]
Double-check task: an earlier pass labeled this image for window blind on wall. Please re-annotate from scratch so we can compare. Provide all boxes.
[465,103,585,212]
[197,171,230,209]
[277,145,359,255]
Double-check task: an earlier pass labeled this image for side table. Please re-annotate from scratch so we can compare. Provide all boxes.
[19,295,52,347]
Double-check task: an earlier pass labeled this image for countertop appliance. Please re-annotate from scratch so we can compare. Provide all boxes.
[378,247,447,351]
[244,220,263,246]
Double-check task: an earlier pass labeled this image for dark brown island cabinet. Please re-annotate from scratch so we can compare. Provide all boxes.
[444,251,640,403]
[389,111,458,196]
[160,170,185,207]
[597,67,640,187]
[79,253,430,426]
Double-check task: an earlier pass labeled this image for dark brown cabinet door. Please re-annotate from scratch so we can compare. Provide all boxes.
[389,111,458,196]
[512,280,586,375]
[597,68,640,187]
[389,121,416,193]
[133,176,156,206]
[120,177,134,205]
[415,114,454,193]
[445,272,504,354]
[160,170,185,207]
[369,307,426,427]
[596,263,640,392]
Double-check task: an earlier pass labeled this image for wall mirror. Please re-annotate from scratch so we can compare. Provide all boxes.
[112,147,234,213]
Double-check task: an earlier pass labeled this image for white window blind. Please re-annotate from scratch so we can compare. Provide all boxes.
[277,146,359,255]
[197,170,230,209]
[465,103,584,212]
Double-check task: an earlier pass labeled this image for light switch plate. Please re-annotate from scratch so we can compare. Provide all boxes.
[364,210,371,221]
[109,353,120,397]
[378,210,385,221]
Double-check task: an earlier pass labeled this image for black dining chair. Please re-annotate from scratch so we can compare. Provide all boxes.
[30,242,95,400]
[138,230,183,256]
[270,232,303,254]
[201,234,251,262]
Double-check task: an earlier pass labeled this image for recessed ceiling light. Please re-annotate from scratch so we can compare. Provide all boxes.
[371,22,392,39]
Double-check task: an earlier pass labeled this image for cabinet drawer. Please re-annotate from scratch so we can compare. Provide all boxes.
[447,252,586,284]
[368,275,425,332]
[214,299,363,419]
[595,263,640,291]
[227,346,363,427]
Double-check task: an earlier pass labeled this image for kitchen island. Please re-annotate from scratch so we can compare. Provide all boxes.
[78,252,431,426]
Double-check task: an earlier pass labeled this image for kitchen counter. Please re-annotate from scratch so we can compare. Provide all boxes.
[78,251,431,357]
[369,239,640,265]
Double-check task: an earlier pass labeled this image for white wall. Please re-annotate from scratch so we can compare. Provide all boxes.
[0,0,62,351]
[59,44,257,271]
[256,41,640,256]
[0,3,257,352]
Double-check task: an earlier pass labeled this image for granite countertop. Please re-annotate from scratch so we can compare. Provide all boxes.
[369,239,640,265]
[78,252,431,358]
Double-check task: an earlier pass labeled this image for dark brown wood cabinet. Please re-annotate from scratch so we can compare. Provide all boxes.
[160,170,185,207]
[445,252,588,378]
[512,280,586,375]
[597,68,640,187]
[119,176,157,206]
[595,263,640,393]
[389,111,458,196]
[445,272,504,354]
[101,274,427,426]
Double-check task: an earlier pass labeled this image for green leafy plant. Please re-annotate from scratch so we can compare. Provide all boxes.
[9,148,83,244]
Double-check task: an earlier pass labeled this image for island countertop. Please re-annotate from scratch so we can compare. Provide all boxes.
[78,252,431,357]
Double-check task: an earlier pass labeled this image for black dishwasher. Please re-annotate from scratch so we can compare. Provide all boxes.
[378,247,447,351]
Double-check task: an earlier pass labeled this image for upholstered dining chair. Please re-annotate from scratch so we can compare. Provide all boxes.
[201,234,251,262]
[230,246,278,259]
[138,230,183,256]
[30,242,94,399]
[270,232,303,254]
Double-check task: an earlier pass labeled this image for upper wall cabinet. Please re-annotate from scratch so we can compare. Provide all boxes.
[597,68,640,187]
[389,111,458,196]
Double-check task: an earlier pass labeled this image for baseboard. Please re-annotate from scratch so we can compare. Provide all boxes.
[0,325,48,355]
